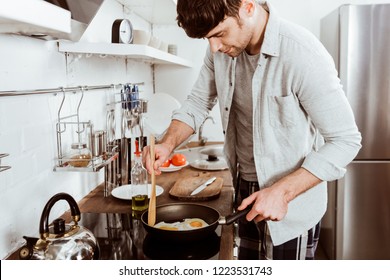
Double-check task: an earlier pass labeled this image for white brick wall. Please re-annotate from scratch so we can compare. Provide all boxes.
[0,0,157,258]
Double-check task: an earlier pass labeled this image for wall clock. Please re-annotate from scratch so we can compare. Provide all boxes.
[111,19,133,44]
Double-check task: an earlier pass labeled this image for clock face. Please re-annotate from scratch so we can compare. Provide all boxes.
[120,19,133,44]
[112,19,133,44]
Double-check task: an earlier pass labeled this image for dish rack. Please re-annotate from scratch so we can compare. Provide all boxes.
[53,87,118,172]
[0,153,11,173]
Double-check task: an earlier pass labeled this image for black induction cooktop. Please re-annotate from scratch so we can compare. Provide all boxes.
[79,212,221,260]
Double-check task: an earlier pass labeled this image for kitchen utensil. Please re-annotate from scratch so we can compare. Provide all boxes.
[190,176,217,195]
[148,134,156,226]
[111,184,164,200]
[119,110,131,185]
[121,90,127,110]
[169,174,223,201]
[107,139,121,189]
[140,99,148,114]
[104,105,120,193]
[106,108,116,143]
[19,193,99,260]
[91,130,107,157]
[130,84,139,110]
[119,137,131,185]
[141,203,250,242]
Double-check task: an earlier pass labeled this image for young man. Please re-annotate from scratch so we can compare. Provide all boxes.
[143,0,361,259]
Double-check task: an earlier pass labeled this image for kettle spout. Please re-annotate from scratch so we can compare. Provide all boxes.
[19,236,39,260]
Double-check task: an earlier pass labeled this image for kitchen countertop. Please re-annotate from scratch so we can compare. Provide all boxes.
[7,143,235,260]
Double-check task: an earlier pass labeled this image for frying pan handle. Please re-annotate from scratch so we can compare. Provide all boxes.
[220,207,251,225]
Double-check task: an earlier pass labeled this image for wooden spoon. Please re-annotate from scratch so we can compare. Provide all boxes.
[148,134,156,226]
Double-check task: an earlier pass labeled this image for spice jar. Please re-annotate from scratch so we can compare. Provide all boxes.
[68,143,92,167]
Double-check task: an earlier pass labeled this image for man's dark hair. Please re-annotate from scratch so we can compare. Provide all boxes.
[176,0,242,38]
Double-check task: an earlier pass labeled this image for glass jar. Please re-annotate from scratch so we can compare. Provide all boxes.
[68,143,92,167]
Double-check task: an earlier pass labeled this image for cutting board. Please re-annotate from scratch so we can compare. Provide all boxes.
[169,172,223,201]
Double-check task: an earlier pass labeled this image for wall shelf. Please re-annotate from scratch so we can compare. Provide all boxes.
[58,41,192,67]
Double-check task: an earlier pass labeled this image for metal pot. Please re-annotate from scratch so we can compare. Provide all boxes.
[19,193,99,260]
[140,203,250,242]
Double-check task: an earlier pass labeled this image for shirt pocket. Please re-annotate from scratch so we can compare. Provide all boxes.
[267,94,298,127]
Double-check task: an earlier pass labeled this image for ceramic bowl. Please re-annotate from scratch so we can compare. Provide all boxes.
[132,29,151,45]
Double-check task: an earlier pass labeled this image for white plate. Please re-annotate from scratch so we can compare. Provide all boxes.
[111,184,164,200]
[190,159,228,171]
[160,161,189,172]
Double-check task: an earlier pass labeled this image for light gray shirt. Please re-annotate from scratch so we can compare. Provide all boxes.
[172,2,362,245]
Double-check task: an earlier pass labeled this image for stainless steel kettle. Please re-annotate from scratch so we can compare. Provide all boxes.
[19,192,100,260]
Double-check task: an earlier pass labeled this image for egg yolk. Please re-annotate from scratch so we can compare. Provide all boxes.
[189,221,203,228]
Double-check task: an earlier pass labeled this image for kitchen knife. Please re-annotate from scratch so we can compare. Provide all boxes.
[190,177,217,196]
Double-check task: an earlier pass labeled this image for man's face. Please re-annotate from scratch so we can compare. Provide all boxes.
[205,15,252,57]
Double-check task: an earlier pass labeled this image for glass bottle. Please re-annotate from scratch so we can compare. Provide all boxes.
[130,140,149,216]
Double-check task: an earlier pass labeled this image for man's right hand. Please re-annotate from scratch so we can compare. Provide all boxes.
[142,120,195,175]
[142,142,172,175]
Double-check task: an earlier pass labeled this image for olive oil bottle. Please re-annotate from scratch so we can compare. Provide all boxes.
[131,140,149,217]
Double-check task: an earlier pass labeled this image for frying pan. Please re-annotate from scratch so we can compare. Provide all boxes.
[140,203,250,242]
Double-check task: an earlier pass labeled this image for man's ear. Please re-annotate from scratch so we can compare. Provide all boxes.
[240,0,256,17]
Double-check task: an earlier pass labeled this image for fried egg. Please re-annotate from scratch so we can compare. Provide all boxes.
[154,218,209,231]
[183,218,209,230]
[154,221,183,231]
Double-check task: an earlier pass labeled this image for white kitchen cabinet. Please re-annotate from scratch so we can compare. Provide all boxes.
[0,0,71,36]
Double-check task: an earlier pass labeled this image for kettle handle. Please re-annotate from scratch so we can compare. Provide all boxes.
[39,192,81,237]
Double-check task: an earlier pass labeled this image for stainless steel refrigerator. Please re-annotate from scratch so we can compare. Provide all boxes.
[320,4,390,260]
